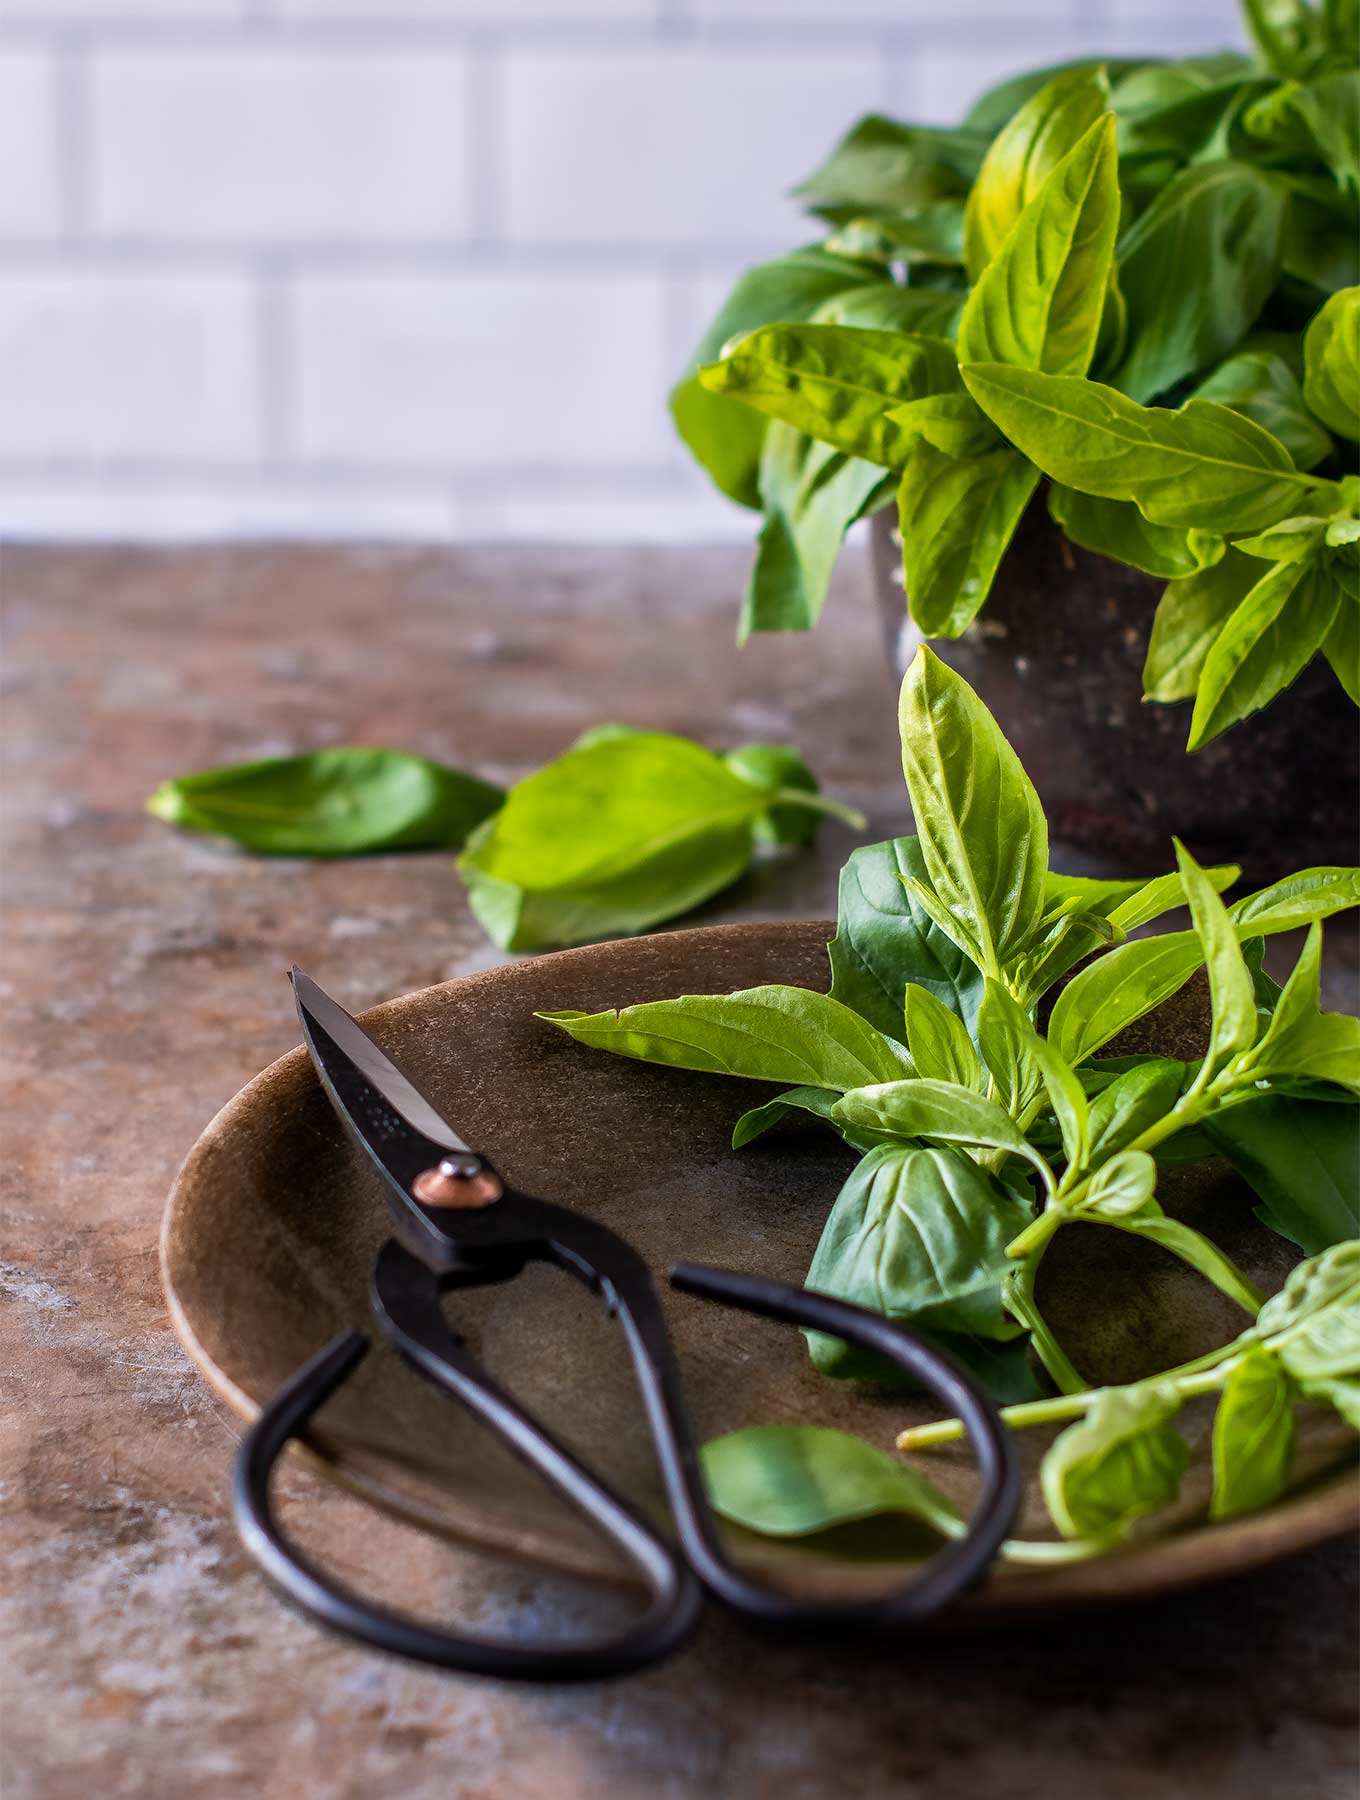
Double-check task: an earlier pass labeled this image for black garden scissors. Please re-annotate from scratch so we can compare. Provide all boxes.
[233,969,1020,1682]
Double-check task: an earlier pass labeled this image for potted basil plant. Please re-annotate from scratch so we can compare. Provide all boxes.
[673,1,1358,875]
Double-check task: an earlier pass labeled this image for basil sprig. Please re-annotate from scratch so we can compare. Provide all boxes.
[676,9,1360,747]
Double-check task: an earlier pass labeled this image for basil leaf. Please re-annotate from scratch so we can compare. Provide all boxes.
[827,835,986,1042]
[1176,839,1257,1076]
[1302,285,1359,443]
[1192,350,1336,471]
[1143,552,1264,702]
[701,1423,961,1539]
[1094,1209,1267,1314]
[1254,1008,1360,1097]
[1088,1059,1187,1162]
[1300,1374,1360,1429]
[825,200,966,267]
[1041,1382,1189,1541]
[671,246,891,509]
[796,115,987,214]
[1080,1149,1158,1218]
[897,441,1040,636]
[540,985,910,1089]
[814,282,965,338]
[966,59,1143,135]
[1228,865,1360,934]
[1325,595,1360,702]
[886,391,999,460]
[904,983,984,1088]
[1112,163,1285,403]
[723,741,824,847]
[975,978,1049,1127]
[1205,1095,1360,1254]
[1049,932,1205,1066]
[1105,864,1239,932]
[962,365,1324,534]
[699,326,962,469]
[805,1143,1034,1366]
[832,1079,1051,1184]
[898,646,1048,973]
[1256,1242,1360,1338]
[146,747,503,856]
[730,1084,896,1153]
[1276,1284,1360,1383]
[1210,1348,1298,1521]
[1049,484,1226,580]
[742,425,891,637]
[1188,559,1341,749]
[958,114,1118,378]
[963,65,1111,279]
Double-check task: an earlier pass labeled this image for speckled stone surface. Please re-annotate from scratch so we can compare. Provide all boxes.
[3,543,1357,1800]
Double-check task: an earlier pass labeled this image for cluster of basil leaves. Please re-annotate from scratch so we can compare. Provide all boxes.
[543,645,1360,1556]
[146,729,861,952]
[676,6,1359,748]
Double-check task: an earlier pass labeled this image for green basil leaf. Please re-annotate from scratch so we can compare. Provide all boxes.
[813,283,965,337]
[1188,559,1341,749]
[459,733,775,950]
[539,984,910,1089]
[1256,1242,1360,1338]
[1176,839,1257,1075]
[904,983,984,1088]
[1233,515,1329,563]
[699,326,962,469]
[1004,908,1119,1012]
[1105,863,1240,932]
[1042,1382,1189,1541]
[1143,552,1264,703]
[1095,1209,1267,1314]
[1276,1284,1360,1382]
[1302,285,1359,442]
[1049,931,1205,1066]
[1117,73,1263,171]
[958,114,1118,378]
[827,835,986,1042]
[805,1143,1034,1361]
[1228,864,1360,934]
[1205,1094,1360,1253]
[146,747,503,856]
[1049,484,1226,580]
[1298,1374,1360,1429]
[885,391,999,460]
[796,115,987,214]
[1324,596,1360,703]
[966,59,1144,134]
[1210,1348,1298,1521]
[1192,350,1336,471]
[742,425,891,636]
[730,1084,897,1153]
[1112,163,1286,403]
[975,978,1049,1128]
[897,442,1040,636]
[701,1423,962,1539]
[962,365,1324,534]
[832,1078,1051,1185]
[1088,1059,1188,1162]
[825,200,966,267]
[1254,1008,1360,1097]
[963,66,1111,280]
[1080,1149,1158,1218]
[671,246,891,509]
[723,741,824,846]
[898,646,1048,972]
[1242,0,1353,77]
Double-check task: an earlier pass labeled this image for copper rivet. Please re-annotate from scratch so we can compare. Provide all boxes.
[411,1166,503,1209]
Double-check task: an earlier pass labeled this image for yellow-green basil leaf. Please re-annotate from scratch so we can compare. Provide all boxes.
[1049,931,1206,1066]
[1193,351,1335,471]
[145,747,504,856]
[1081,1149,1158,1218]
[1324,597,1360,703]
[539,984,910,1089]
[699,325,962,468]
[825,200,966,266]
[1105,863,1239,932]
[722,740,824,846]
[1143,551,1267,702]
[832,1078,1050,1184]
[1233,515,1329,562]
[904,983,984,1088]
[1112,163,1286,403]
[976,978,1048,1128]
[962,364,1323,533]
[813,282,965,337]
[1188,560,1341,749]
[1088,1059,1187,1162]
[898,646,1048,970]
[1050,483,1226,580]
[730,1085,898,1154]
[897,442,1040,637]
[1176,839,1257,1075]
[1253,1008,1360,1098]
[1229,865,1360,935]
[963,65,1111,279]
[701,1423,962,1539]
[1042,1382,1188,1541]
[959,114,1119,377]
[1210,1348,1297,1521]
[885,391,1000,460]
[1302,286,1359,442]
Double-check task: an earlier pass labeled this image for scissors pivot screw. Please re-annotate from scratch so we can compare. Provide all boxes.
[411,1157,503,1210]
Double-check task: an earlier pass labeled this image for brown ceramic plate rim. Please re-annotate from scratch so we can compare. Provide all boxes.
[162,921,1359,1626]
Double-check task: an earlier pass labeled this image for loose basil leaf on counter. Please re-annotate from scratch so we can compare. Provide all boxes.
[701,1423,962,1539]
[1188,560,1341,749]
[1041,1382,1189,1542]
[1302,286,1359,442]
[540,985,910,1090]
[459,731,849,952]
[962,65,1111,279]
[146,748,504,857]
[1142,553,1265,703]
[898,647,1048,973]
[961,365,1327,534]
[1049,484,1226,581]
[1192,350,1336,472]
[722,741,825,846]
[957,114,1118,379]
[827,835,987,1042]
[897,441,1040,637]
[1210,1347,1298,1521]
[1206,1096,1360,1255]
[805,1143,1033,1376]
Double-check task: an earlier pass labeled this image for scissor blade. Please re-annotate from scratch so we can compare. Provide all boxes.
[291,966,473,1160]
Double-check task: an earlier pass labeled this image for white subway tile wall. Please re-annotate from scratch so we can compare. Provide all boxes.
[0,0,1246,542]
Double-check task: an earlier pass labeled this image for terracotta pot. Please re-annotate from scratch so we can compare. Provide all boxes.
[870,502,1358,881]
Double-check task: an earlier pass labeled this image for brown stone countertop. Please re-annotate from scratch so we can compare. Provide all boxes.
[2,543,1356,1800]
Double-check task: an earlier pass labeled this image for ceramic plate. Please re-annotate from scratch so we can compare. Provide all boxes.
[162,921,1357,1625]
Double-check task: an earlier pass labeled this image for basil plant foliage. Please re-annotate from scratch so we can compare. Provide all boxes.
[675,3,1360,748]
[545,647,1360,1558]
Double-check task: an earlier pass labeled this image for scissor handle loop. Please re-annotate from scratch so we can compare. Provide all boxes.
[231,1300,703,1683]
